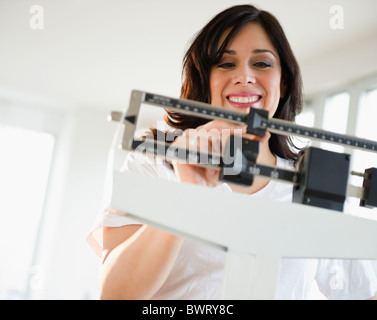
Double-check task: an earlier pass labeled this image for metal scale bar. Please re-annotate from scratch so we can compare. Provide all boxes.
[111,90,377,210]
[262,118,377,153]
[142,91,377,153]
[114,91,302,186]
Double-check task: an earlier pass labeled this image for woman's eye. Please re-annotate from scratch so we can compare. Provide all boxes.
[217,62,235,69]
[254,61,271,68]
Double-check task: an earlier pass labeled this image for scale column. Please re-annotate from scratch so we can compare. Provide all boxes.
[222,251,280,300]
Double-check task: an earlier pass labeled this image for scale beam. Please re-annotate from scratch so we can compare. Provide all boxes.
[140,91,377,153]
[110,90,377,212]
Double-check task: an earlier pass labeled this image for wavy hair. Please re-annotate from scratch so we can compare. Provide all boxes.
[163,4,304,162]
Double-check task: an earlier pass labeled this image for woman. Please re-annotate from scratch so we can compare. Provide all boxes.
[88,5,377,299]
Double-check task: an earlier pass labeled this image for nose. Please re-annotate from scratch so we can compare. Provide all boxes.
[232,66,256,86]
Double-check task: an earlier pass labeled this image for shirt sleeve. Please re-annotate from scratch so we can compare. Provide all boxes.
[315,259,377,300]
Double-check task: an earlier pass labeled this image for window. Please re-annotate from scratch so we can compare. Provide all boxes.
[294,107,315,150]
[349,89,377,218]
[354,89,377,170]
[0,125,55,299]
[321,92,350,153]
[303,81,377,219]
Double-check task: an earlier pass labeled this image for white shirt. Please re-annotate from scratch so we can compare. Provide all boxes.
[87,152,377,300]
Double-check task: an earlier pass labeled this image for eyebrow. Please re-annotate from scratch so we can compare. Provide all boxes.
[224,49,277,58]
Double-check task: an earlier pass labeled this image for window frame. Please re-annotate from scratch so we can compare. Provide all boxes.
[305,74,377,218]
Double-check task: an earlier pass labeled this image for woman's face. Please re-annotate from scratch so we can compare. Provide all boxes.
[209,22,284,118]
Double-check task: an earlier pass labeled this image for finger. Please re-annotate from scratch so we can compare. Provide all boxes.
[205,168,220,186]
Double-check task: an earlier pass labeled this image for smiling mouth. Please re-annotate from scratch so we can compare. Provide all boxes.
[226,95,262,109]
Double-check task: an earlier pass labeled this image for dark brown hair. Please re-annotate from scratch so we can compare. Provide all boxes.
[164,4,304,162]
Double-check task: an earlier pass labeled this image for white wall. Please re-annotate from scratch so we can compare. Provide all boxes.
[301,32,377,99]
[0,93,116,299]
[40,107,116,299]
[39,108,114,299]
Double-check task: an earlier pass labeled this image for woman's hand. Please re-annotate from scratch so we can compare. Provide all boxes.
[171,120,269,187]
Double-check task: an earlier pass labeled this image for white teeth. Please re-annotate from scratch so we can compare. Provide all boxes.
[228,96,260,103]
